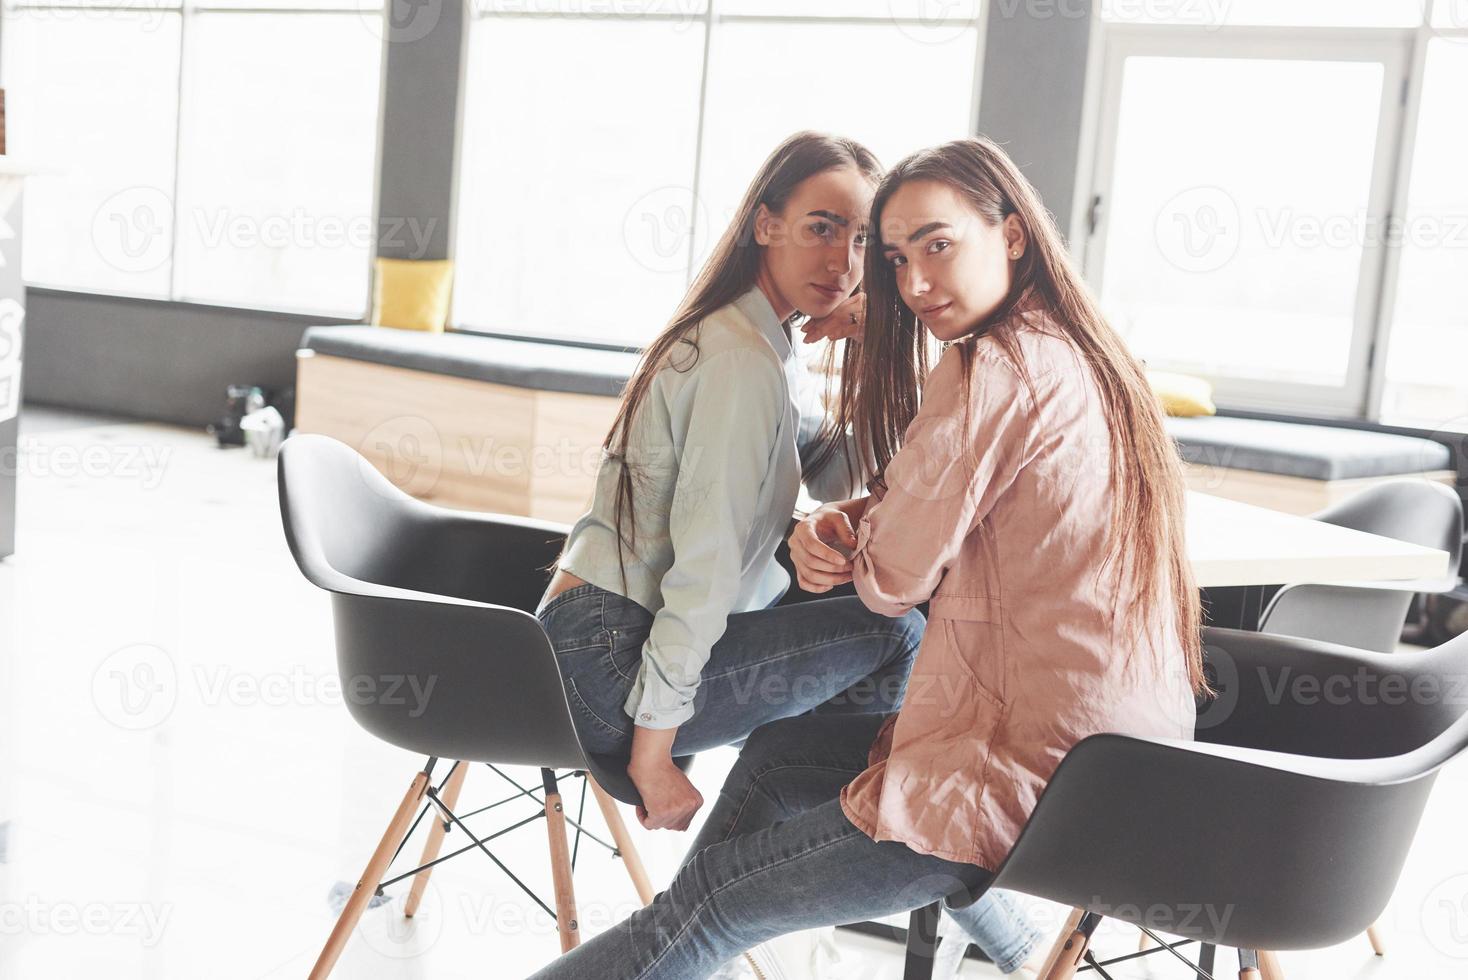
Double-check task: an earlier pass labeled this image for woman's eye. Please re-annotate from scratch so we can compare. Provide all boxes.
[853,232,869,247]
[810,221,832,238]
[928,239,951,255]
[888,253,907,268]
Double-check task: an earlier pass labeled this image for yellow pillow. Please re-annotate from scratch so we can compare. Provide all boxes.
[1147,369,1216,417]
[371,258,454,332]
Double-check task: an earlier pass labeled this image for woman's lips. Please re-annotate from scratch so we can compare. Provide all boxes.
[921,302,953,316]
[811,283,843,298]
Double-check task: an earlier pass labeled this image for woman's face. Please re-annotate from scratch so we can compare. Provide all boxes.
[754,167,875,321]
[878,179,1026,342]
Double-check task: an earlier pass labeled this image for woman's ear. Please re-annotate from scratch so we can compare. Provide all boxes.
[754,203,778,247]
[1002,213,1027,259]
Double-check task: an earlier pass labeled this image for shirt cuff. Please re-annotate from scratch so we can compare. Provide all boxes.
[623,676,696,730]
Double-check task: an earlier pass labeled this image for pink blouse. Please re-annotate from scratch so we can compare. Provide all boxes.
[839,310,1196,870]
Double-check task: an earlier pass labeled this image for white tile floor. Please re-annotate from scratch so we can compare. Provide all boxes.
[1,409,1466,979]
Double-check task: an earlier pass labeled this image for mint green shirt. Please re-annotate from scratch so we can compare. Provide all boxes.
[555,285,862,729]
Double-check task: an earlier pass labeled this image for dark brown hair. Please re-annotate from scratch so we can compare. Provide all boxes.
[591,131,881,586]
[824,137,1207,696]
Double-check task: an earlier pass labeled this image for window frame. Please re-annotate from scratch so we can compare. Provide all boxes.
[1,0,389,320]
[447,0,989,348]
[1083,22,1415,420]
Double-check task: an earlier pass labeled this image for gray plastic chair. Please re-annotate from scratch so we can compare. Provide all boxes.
[902,624,1468,980]
[1260,481,1463,653]
[278,433,689,978]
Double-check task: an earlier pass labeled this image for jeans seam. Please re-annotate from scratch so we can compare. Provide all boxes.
[698,627,907,682]
[719,762,866,847]
[565,677,631,740]
[636,824,870,980]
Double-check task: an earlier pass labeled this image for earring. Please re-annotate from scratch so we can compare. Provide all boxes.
[1010,250,1021,259]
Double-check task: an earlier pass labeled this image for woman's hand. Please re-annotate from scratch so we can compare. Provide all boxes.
[628,725,704,831]
[788,506,858,593]
[799,293,865,345]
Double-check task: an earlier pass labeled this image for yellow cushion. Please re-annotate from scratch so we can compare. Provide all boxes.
[1147,369,1216,417]
[371,258,454,332]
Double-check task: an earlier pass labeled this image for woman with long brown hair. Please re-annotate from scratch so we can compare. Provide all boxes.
[529,136,1203,979]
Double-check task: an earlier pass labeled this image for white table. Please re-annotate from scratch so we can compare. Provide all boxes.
[1186,491,1452,589]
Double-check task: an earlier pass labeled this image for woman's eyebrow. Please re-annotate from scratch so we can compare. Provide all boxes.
[905,220,951,243]
[806,209,850,227]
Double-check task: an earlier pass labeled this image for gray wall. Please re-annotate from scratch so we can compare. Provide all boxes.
[20,1,1088,427]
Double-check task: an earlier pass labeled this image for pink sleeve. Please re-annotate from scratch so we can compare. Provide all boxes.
[851,347,1034,616]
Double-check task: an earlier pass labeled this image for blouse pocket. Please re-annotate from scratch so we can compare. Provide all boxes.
[929,593,1007,709]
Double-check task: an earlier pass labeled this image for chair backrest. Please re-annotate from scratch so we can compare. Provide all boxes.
[980,626,1468,952]
[276,434,588,770]
[1259,480,1464,650]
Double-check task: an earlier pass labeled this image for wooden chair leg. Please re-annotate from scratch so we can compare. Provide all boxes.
[588,776,655,905]
[543,770,580,952]
[1039,908,1089,980]
[1366,921,1386,955]
[308,768,430,980]
[1257,949,1287,980]
[404,761,468,918]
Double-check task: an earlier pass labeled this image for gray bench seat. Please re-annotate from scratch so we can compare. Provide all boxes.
[1166,415,1450,481]
[299,325,639,398]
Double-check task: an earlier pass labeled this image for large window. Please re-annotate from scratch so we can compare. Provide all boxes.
[1087,2,1468,425]
[453,1,983,347]
[1,0,384,317]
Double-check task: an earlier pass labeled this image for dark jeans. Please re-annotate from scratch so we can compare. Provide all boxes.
[535,583,924,755]
[527,713,1036,980]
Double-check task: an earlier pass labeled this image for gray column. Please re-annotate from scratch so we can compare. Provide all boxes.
[375,0,465,261]
[975,0,1094,239]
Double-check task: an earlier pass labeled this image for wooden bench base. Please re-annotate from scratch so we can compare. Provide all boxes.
[294,350,620,523]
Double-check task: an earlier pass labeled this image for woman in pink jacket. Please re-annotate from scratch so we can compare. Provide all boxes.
[530,136,1208,980]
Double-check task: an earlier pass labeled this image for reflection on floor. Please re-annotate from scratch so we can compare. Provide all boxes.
[1,406,1465,978]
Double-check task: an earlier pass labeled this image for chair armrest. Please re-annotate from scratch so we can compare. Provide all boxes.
[985,732,1435,952]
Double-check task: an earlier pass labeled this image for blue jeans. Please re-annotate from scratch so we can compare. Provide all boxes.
[526,713,1041,979]
[535,583,924,755]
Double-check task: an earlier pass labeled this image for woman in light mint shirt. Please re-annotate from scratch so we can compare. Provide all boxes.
[536,132,1043,975]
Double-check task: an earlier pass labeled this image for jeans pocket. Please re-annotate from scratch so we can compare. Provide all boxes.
[538,585,610,655]
[565,677,633,748]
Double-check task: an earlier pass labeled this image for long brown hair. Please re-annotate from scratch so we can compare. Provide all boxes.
[827,137,1207,696]
[592,131,881,586]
